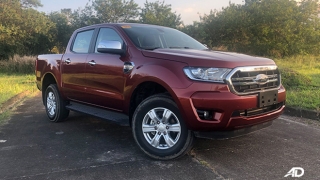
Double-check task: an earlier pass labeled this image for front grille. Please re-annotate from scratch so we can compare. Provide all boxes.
[226,66,281,95]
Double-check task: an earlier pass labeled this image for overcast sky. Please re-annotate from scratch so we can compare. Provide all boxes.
[38,0,244,24]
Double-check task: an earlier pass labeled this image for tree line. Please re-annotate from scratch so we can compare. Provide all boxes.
[182,0,320,57]
[0,0,319,60]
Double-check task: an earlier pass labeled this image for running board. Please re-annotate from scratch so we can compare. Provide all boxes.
[66,102,129,126]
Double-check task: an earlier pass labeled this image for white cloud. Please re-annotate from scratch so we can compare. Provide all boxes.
[183,7,195,13]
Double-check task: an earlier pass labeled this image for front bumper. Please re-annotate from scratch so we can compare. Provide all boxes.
[173,82,286,131]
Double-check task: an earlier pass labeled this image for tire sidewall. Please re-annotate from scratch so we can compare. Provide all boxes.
[45,84,61,122]
[132,95,191,159]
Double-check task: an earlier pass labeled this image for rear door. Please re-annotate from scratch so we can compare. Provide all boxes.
[61,29,95,102]
[85,27,126,110]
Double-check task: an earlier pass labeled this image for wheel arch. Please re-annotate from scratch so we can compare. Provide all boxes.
[41,72,58,105]
[128,80,181,126]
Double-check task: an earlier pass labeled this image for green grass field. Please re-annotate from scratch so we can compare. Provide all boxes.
[0,74,38,124]
[0,55,37,104]
[0,55,38,123]
[0,74,37,105]
[275,55,320,111]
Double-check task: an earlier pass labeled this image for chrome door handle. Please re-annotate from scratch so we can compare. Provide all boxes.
[88,60,96,66]
[65,58,71,64]
[123,62,135,74]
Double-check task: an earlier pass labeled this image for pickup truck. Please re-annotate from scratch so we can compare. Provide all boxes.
[35,23,286,160]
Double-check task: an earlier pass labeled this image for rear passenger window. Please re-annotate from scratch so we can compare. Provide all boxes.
[72,30,94,53]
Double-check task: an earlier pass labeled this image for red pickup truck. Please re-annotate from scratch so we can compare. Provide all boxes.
[35,23,286,160]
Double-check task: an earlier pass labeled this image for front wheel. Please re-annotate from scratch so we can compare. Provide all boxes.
[132,94,194,160]
[44,84,69,122]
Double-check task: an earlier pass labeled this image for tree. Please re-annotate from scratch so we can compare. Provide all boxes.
[201,5,252,53]
[244,0,261,4]
[0,0,23,59]
[199,0,320,57]
[49,12,74,53]
[20,0,42,8]
[92,0,139,23]
[69,0,139,29]
[0,0,54,59]
[70,5,99,29]
[17,8,56,55]
[180,21,212,48]
[140,0,182,28]
[61,8,72,23]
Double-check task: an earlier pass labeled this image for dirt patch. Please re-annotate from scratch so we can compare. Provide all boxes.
[0,91,30,114]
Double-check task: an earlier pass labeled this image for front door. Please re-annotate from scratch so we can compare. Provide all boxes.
[85,27,126,111]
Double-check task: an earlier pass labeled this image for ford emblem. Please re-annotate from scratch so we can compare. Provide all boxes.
[254,74,269,85]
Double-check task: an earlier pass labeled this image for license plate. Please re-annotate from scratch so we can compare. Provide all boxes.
[258,90,278,108]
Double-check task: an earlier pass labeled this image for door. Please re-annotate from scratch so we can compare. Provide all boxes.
[85,28,126,110]
[61,29,95,102]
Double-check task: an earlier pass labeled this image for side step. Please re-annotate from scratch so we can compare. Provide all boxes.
[66,102,130,126]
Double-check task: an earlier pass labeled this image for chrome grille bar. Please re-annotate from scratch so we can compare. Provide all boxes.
[225,65,281,95]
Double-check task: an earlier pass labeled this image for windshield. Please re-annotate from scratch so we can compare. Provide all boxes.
[120,24,208,50]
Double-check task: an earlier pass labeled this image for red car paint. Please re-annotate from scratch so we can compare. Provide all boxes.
[36,23,285,134]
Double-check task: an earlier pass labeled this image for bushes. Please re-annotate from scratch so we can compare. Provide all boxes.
[182,0,320,58]
[0,55,35,74]
[280,68,312,88]
[277,55,320,89]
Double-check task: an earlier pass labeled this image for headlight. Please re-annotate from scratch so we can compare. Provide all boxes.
[183,67,231,83]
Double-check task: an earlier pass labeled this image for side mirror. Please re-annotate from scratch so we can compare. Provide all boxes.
[97,40,125,55]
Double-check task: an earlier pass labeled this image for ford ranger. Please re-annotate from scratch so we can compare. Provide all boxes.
[35,23,286,160]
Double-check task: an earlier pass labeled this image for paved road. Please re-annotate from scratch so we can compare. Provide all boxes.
[0,94,319,180]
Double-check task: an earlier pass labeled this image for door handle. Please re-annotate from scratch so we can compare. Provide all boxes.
[123,62,135,73]
[88,60,96,66]
[65,58,71,64]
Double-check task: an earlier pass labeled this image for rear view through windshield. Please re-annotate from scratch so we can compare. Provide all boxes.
[121,24,208,50]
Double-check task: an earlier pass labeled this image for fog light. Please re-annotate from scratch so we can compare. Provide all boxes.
[204,111,209,119]
[196,109,213,120]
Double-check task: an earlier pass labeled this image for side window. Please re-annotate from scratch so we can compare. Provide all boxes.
[72,30,94,53]
[95,28,124,53]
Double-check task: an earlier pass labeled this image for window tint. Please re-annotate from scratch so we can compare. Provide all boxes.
[122,25,207,50]
[72,30,94,53]
[95,28,123,52]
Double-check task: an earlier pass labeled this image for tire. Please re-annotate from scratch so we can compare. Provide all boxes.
[44,84,69,122]
[132,94,194,160]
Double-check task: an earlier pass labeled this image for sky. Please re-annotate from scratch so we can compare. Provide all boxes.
[37,0,244,25]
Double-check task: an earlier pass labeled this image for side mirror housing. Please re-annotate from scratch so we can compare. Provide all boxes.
[97,40,125,55]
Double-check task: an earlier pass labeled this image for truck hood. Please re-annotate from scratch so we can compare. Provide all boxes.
[141,49,275,68]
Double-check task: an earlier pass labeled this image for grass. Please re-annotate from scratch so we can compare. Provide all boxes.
[0,55,38,124]
[0,74,38,124]
[275,55,320,111]
[0,111,10,125]
[0,74,37,105]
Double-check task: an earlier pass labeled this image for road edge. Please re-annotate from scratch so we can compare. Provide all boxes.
[284,106,319,121]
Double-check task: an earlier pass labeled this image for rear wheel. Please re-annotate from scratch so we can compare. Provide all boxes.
[132,94,194,160]
[44,84,69,122]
